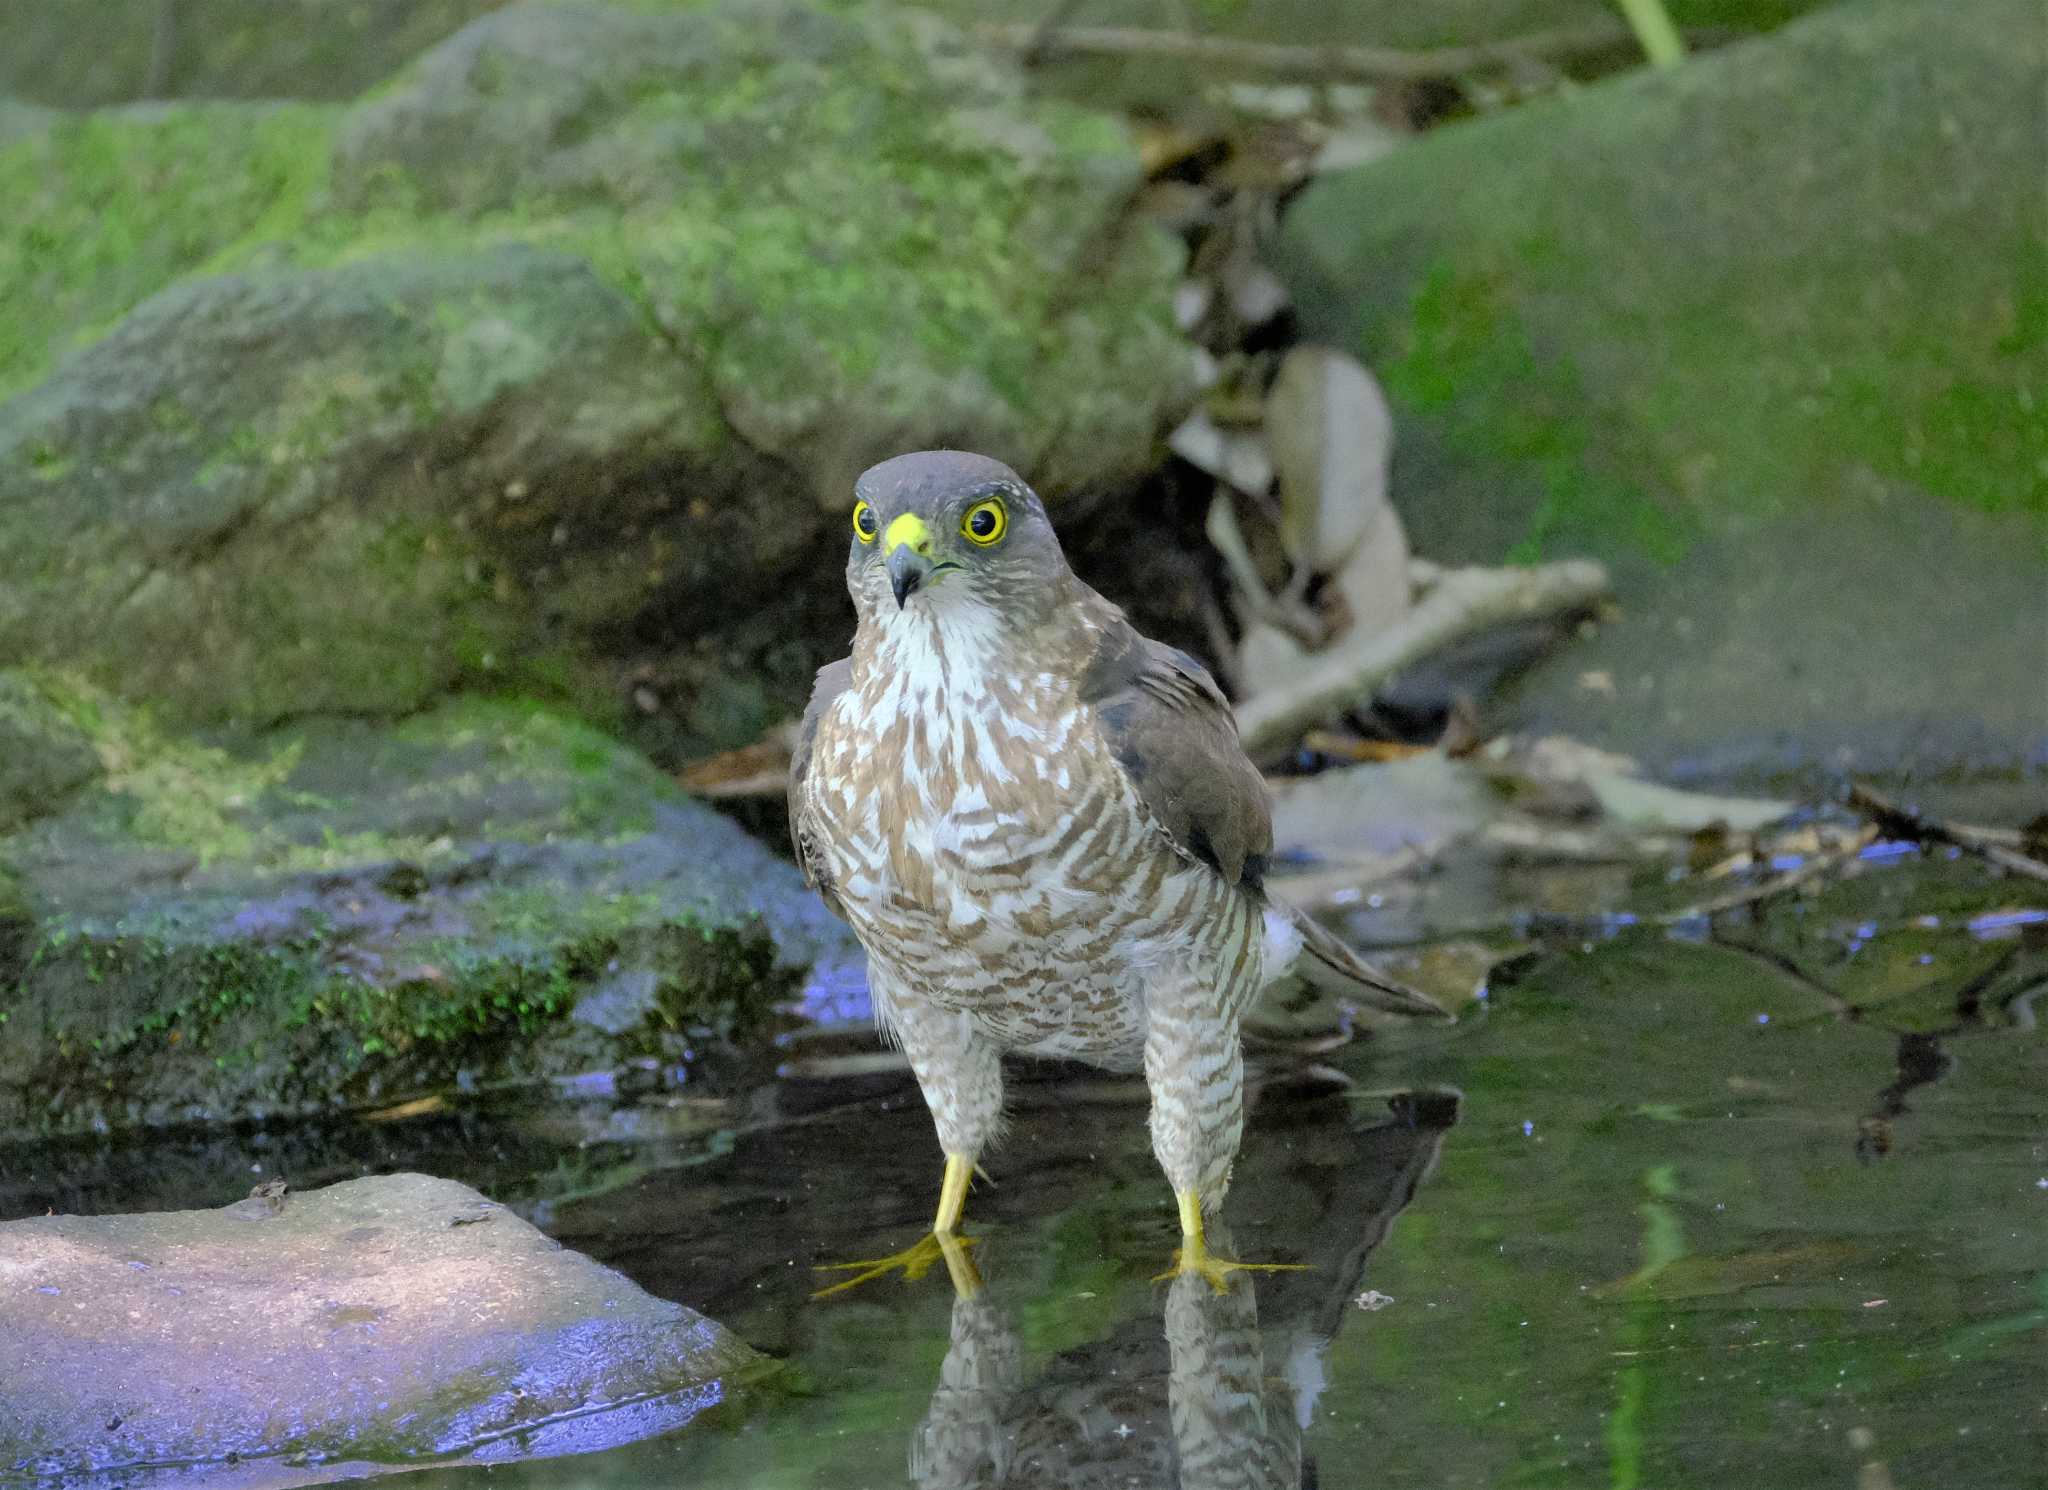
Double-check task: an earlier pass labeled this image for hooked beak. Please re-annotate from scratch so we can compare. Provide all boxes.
[887,547,935,609]
[883,513,938,609]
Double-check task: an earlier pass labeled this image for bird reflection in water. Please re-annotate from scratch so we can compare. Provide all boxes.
[907,1087,1461,1490]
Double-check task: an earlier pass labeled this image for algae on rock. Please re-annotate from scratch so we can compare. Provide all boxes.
[0,672,103,834]
[0,0,1195,733]
[1278,0,2048,778]
[0,683,862,1138]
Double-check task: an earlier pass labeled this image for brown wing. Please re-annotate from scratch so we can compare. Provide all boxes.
[788,656,852,906]
[1079,621,1272,892]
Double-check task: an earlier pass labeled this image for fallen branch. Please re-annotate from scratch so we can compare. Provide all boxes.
[1235,559,1609,757]
[1707,932,1853,1019]
[977,19,1647,84]
[1847,782,2048,885]
[1656,826,1875,923]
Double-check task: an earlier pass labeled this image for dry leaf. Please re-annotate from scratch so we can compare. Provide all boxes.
[1171,409,1274,496]
[677,723,798,799]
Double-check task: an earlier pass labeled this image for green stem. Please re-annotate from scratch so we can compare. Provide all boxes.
[1615,0,1686,67]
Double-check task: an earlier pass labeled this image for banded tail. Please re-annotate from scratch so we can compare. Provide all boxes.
[1264,903,1453,1023]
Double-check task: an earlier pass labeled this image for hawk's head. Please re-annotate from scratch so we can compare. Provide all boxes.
[846,451,1069,618]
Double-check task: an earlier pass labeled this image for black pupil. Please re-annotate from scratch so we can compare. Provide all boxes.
[970,508,995,536]
[857,507,874,535]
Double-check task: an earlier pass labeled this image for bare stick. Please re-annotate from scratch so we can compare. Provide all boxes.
[1708,932,1852,1018]
[1847,782,2048,885]
[146,0,178,97]
[1234,560,1608,756]
[1022,0,1089,66]
[1656,828,1874,923]
[976,19,1645,83]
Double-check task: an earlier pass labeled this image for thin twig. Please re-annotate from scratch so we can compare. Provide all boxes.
[1234,560,1608,756]
[1022,0,1089,66]
[1847,782,2048,885]
[1656,826,1876,923]
[977,19,1651,83]
[1708,932,1853,1018]
[146,0,178,97]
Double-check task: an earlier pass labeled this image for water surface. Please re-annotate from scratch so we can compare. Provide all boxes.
[8,855,2042,1488]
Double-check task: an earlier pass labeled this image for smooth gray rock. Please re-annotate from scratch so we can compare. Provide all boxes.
[1280,0,2048,783]
[0,1173,763,1484]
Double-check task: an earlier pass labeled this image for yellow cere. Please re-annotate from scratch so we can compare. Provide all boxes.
[961,498,1007,546]
[884,512,933,555]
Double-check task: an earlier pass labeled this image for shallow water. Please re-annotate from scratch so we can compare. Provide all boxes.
[7,855,2043,1488]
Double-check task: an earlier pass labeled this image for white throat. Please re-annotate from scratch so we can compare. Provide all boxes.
[864,590,1007,707]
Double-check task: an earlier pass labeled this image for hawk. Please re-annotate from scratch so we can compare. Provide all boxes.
[792,451,1447,1294]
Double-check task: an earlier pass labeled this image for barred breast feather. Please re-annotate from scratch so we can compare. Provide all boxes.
[790,592,1274,1066]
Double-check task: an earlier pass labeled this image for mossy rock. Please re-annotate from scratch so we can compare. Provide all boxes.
[1279,0,2048,781]
[0,0,1841,118]
[0,1,1193,732]
[0,684,861,1138]
[0,671,103,834]
[0,0,502,109]
[0,244,736,721]
[0,97,57,145]
[903,0,1838,120]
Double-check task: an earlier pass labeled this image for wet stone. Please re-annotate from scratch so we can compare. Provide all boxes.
[0,1173,763,1485]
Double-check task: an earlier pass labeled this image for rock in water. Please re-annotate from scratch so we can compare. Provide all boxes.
[0,1174,764,1483]
[0,684,863,1139]
[1279,0,2048,782]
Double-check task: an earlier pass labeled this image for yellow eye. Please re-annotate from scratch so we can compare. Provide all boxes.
[962,498,1007,546]
[852,500,878,543]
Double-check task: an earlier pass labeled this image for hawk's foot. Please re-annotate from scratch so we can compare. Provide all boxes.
[812,1230,981,1300]
[1153,1186,1309,1295]
[1154,1241,1308,1295]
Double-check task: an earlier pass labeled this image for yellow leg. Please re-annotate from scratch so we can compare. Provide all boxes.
[813,1152,981,1300]
[934,1151,972,1233]
[1154,1188,1310,1295]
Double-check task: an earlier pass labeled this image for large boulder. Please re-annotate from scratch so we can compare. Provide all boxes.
[0,101,334,402]
[0,673,861,1138]
[1279,0,2048,782]
[0,0,499,108]
[0,247,729,722]
[0,0,1835,113]
[0,1173,765,1482]
[905,0,1840,122]
[0,0,1839,113]
[0,1,1194,740]
[0,673,102,834]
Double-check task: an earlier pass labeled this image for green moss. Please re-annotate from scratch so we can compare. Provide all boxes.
[4,898,781,1132]
[1287,0,2048,565]
[0,103,333,398]
[2,2,1188,729]
[0,0,506,109]
[396,698,681,838]
[6,671,296,863]
[1384,259,1695,564]
[3,682,673,876]
[297,3,1180,470]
